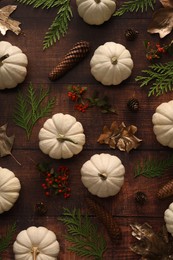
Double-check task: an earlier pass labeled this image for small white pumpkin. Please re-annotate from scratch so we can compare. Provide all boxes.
[76,0,116,25]
[164,202,173,236]
[90,42,134,85]
[0,167,21,214]
[39,113,85,159]
[152,100,173,148]
[13,226,60,260]
[0,41,28,89]
[81,153,125,198]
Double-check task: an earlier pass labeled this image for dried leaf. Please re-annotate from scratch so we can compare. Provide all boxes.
[0,5,21,35]
[147,7,173,38]
[160,0,173,8]
[97,121,142,152]
[130,223,173,259]
[0,124,20,165]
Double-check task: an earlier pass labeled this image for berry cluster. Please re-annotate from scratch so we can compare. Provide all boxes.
[67,85,88,112]
[41,165,71,198]
[145,41,166,60]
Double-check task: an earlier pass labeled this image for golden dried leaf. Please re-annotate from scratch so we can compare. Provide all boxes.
[147,7,173,38]
[0,124,20,165]
[160,0,173,8]
[130,223,173,259]
[0,5,21,35]
[97,121,142,152]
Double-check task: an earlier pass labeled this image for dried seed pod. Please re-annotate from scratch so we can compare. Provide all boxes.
[135,191,147,205]
[48,40,90,81]
[86,198,121,242]
[125,28,139,41]
[127,98,139,112]
[157,180,173,199]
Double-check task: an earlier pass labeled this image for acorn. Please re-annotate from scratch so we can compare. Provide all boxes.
[125,28,138,41]
[127,98,139,112]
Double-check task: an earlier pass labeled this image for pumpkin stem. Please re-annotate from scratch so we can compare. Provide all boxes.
[0,54,9,63]
[98,173,107,181]
[94,0,101,3]
[57,134,78,144]
[32,246,39,260]
[111,56,117,65]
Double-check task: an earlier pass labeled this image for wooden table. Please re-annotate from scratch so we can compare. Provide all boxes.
[1,0,173,259]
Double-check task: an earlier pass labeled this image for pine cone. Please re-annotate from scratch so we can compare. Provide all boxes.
[127,98,139,112]
[48,40,90,81]
[86,198,121,242]
[125,28,138,41]
[157,180,173,199]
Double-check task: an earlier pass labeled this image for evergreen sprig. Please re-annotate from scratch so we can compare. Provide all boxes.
[0,223,16,259]
[43,1,72,49]
[114,0,156,16]
[135,61,173,96]
[58,208,107,259]
[134,155,173,178]
[16,0,72,49]
[13,83,55,139]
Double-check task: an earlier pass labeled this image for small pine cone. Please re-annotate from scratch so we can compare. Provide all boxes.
[157,180,173,199]
[135,191,147,205]
[127,98,139,112]
[125,28,138,41]
[86,198,121,242]
[34,202,48,216]
[48,40,90,81]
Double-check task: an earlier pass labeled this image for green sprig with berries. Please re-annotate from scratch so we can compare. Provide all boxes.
[37,163,71,199]
[144,40,173,61]
[67,85,117,114]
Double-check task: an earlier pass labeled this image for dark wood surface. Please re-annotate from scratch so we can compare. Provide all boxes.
[1,0,173,259]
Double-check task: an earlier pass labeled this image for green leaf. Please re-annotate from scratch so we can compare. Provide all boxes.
[13,83,55,139]
[134,155,173,178]
[135,61,173,97]
[58,208,107,259]
[0,223,16,256]
[114,0,156,16]
[43,0,73,49]
[16,0,73,48]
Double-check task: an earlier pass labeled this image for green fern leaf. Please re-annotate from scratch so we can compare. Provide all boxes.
[0,223,16,256]
[16,0,73,48]
[43,1,72,49]
[134,155,173,178]
[58,208,107,259]
[114,0,156,16]
[135,61,173,96]
[13,83,55,139]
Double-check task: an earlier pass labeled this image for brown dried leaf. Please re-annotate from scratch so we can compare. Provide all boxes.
[130,223,173,259]
[97,121,142,152]
[160,0,173,8]
[147,7,173,38]
[0,5,21,35]
[0,124,20,165]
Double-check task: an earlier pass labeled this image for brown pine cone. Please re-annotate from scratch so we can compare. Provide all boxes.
[48,40,90,81]
[86,198,121,242]
[157,180,173,199]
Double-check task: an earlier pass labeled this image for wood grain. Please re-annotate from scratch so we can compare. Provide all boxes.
[0,0,173,259]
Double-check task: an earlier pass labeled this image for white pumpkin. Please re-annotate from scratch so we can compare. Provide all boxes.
[13,226,60,260]
[164,202,173,236]
[81,153,125,198]
[76,0,116,25]
[152,100,173,148]
[39,113,85,159]
[0,41,28,89]
[90,42,134,86]
[0,167,21,214]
